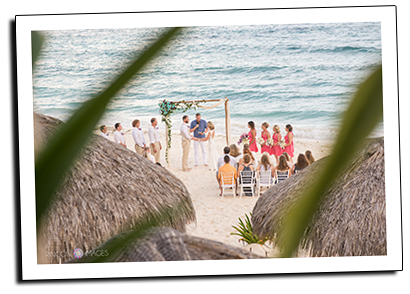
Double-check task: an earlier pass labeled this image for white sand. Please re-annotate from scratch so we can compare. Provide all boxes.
[104,127,333,249]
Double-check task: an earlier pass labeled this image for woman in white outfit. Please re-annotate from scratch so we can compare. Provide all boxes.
[200,121,219,171]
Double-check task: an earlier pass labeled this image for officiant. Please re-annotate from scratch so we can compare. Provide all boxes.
[190,113,208,166]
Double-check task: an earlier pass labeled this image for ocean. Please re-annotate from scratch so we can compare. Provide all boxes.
[32,22,382,141]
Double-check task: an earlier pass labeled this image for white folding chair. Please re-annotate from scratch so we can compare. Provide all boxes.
[220,171,236,199]
[275,170,290,184]
[239,170,256,198]
[257,170,274,196]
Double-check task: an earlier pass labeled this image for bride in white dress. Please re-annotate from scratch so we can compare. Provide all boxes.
[201,121,219,171]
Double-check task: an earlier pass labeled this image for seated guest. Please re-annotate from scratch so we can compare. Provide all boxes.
[238,154,255,196]
[239,144,256,166]
[257,152,274,178]
[100,125,109,139]
[218,155,238,196]
[216,146,237,188]
[305,150,315,164]
[282,152,292,168]
[229,144,243,169]
[292,153,310,175]
[274,155,291,183]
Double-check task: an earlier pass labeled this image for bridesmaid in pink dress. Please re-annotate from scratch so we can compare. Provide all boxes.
[260,122,271,155]
[248,121,258,153]
[271,124,283,165]
[284,124,294,165]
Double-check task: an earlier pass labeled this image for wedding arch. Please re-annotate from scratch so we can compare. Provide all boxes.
[158,97,232,164]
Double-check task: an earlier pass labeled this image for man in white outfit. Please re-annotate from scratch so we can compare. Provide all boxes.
[180,115,198,172]
[131,119,146,155]
[100,125,109,139]
[190,113,208,166]
[113,122,126,148]
[148,118,161,163]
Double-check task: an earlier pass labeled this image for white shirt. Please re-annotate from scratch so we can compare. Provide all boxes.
[180,123,192,140]
[100,132,109,139]
[113,130,125,144]
[148,125,160,144]
[132,128,146,147]
[217,155,236,171]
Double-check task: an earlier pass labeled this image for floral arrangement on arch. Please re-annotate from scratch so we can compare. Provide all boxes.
[158,99,206,163]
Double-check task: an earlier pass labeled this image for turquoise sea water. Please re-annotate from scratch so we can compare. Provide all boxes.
[33,22,382,140]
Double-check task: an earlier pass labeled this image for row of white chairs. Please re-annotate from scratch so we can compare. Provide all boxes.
[219,170,290,199]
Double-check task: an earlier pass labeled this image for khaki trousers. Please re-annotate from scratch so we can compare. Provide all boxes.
[134,144,144,155]
[150,142,161,163]
[181,138,191,171]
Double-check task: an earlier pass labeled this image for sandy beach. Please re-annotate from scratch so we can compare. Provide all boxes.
[103,127,333,249]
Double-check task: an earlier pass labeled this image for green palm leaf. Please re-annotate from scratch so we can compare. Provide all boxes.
[278,65,383,257]
[34,27,182,229]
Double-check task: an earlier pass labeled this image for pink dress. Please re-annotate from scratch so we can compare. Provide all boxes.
[248,130,258,153]
[272,132,283,156]
[284,132,294,157]
[261,131,270,154]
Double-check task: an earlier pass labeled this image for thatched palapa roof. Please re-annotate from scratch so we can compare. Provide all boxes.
[66,227,260,263]
[252,137,386,257]
[34,113,196,264]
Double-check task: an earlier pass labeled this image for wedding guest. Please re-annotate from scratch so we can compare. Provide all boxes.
[283,124,294,165]
[292,153,310,175]
[260,122,271,155]
[190,113,208,166]
[216,146,237,189]
[238,154,255,196]
[239,144,256,166]
[132,119,146,155]
[200,121,219,171]
[282,152,292,168]
[257,152,274,177]
[100,125,109,139]
[248,121,258,153]
[229,144,243,169]
[148,118,161,163]
[271,124,283,165]
[305,150,315,164]
[274,155,291,183]
[113,122,126,148]
[218,155,238,197]
[142,146,156,164]
[180,115,198,172]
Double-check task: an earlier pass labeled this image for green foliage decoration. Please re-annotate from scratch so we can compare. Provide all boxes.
[158,99,206,163]
[231,213,268,245]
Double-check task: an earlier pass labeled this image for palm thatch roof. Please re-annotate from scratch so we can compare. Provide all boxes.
[252,137,386,257]
[34,113,196,264]
[66,227,260,263]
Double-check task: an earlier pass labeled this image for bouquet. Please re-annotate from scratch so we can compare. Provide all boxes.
[238,133,250,145]
[266,138,274,147]
[257,137,265,146]
[279,138,286,149]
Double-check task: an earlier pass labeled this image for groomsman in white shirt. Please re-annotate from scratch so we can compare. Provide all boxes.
[132,119,146,155]
[180,115,198,172]
[113,122,126,148]
[100,125,109,139]
[148,118,161,163]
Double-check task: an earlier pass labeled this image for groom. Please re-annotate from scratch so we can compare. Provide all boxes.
[190,113,208,166]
